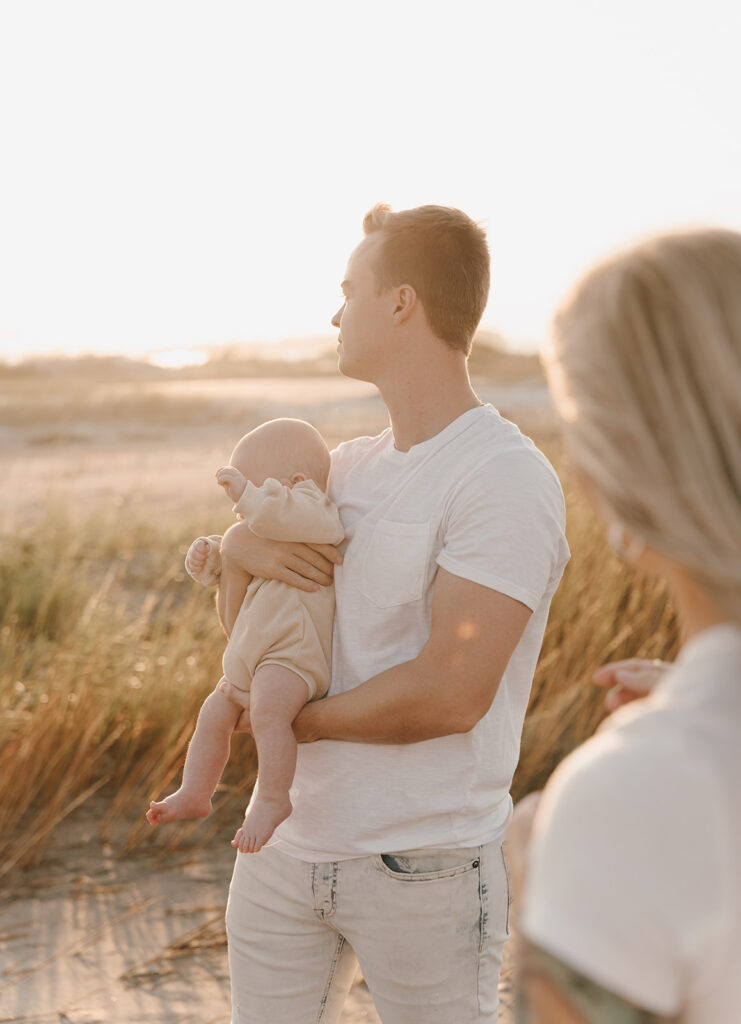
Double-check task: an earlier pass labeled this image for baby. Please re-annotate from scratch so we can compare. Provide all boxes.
[146,418,343,853]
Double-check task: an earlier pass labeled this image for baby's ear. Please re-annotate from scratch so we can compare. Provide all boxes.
[290,473,307,484]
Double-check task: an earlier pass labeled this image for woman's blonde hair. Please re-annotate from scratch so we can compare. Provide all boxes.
[546,228,741,619]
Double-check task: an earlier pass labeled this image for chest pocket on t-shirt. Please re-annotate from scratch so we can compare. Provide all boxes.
[359,519,431,608]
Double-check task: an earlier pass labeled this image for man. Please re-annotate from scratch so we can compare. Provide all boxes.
[216,204,569,1022]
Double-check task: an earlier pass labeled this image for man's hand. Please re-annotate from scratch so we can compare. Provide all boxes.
[592,658,672,712]
[220,519,342,594]
[216,466,248,503]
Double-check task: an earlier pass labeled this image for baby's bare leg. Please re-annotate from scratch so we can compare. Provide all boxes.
[147,683,242,826]
[231,665,310,854]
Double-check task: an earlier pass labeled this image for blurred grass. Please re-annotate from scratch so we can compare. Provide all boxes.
[512,466,680,799]
[0,500,258,877]
[0,403,680,878]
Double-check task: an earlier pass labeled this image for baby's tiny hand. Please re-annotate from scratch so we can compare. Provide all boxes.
[216,466,247,503]
[185,535,223,587]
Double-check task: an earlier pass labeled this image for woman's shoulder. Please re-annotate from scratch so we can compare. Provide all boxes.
[543,699,715,821]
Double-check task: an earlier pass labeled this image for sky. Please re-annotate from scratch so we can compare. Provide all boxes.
[1,0,740,363]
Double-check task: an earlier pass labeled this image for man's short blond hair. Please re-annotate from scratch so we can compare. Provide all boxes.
[362,203,490,355]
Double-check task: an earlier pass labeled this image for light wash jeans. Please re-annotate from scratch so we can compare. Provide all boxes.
[225,836,511,1023]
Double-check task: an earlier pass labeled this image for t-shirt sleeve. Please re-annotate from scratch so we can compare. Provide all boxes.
[436,449,568,610]
[521,726,724,1016]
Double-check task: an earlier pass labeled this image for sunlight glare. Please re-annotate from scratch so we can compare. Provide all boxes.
[148,348,209,370]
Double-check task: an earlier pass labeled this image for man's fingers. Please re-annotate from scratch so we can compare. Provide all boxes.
[306,542,344,566]
[285,553,333,587]
[290,544,335,574]
[277,567,321,593]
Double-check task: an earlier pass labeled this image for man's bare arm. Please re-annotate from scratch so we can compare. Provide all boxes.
[294,567,532,744]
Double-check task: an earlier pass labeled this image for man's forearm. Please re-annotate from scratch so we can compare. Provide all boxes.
[295,650,490,745]
[293,574,531,745]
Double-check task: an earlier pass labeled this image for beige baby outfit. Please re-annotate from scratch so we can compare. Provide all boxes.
[222,478,344,701]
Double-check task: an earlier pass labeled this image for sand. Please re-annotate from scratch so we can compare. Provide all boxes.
[0,801,514,1023]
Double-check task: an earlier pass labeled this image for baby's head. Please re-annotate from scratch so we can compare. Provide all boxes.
[229,418,331,491]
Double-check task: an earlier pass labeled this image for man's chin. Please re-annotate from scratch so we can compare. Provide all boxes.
[338,355,373,385]
[337,351,359,381]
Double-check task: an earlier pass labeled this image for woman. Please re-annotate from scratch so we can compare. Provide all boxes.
[513,229,741,1021]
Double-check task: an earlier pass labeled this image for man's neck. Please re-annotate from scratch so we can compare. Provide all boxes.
[376,357,483,452]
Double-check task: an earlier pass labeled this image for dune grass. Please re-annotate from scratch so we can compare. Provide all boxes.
[0,429,680,878]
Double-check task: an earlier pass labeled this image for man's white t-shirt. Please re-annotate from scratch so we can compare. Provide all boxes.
[275,405,569,861]
[522,624,741,1021]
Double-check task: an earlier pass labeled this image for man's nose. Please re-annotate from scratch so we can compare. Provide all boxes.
[331,307,342,328]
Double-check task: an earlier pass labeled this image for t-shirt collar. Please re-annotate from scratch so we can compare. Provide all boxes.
[386,404,489,461]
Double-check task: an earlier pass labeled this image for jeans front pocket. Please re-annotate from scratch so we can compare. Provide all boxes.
[376,847,481,882]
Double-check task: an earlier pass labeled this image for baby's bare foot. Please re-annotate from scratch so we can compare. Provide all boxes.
[230,795,292,853]
[185,535,222,586]
[146,788,212,826]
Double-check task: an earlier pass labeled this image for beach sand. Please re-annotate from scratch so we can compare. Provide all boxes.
[0,800,514,1022]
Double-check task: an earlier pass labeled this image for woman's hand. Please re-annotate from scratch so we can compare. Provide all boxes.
[220,519,342,592]
[592,657,672,712]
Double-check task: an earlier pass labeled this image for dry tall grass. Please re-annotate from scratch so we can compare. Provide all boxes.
[0,500,258,877]
[0,453,680,879]
[0,366,681,879]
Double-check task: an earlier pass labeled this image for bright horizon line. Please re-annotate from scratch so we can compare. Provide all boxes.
[3,324,533,368]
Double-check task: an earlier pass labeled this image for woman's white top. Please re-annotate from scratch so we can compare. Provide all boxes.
[523,623,741,1021]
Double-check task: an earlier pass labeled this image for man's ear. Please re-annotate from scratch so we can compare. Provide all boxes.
[392,285,417,323]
